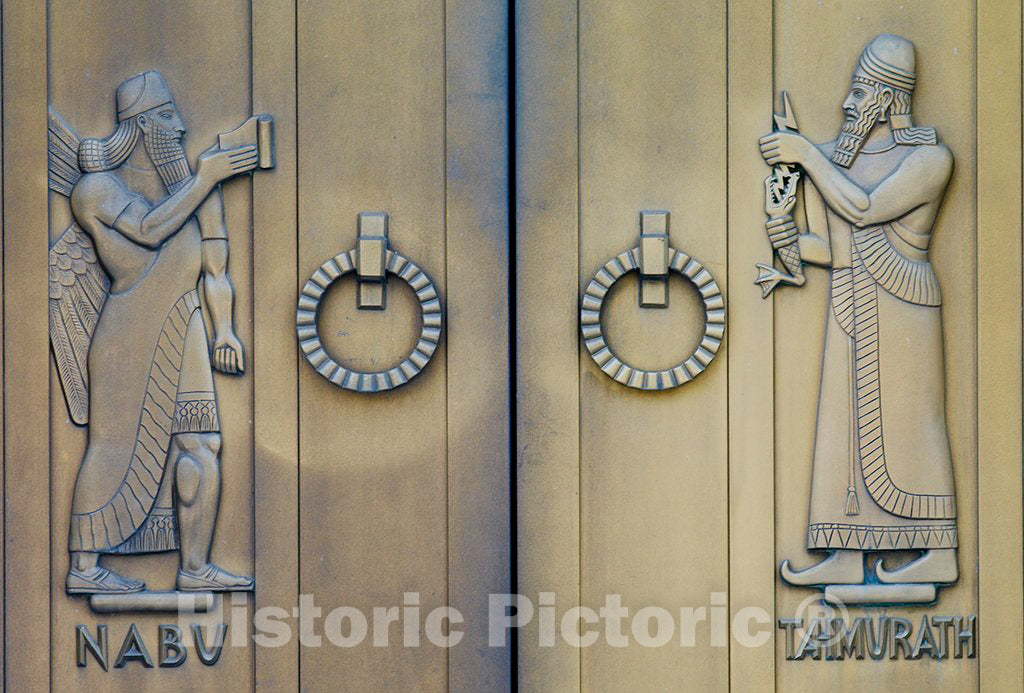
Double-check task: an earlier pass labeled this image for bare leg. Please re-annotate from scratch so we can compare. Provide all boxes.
[174,432,221,572]
[780,550,864,586]
[174,431,253,591]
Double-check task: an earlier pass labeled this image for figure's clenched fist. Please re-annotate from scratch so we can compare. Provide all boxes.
[760,131,811,167]
[212,331,245,375]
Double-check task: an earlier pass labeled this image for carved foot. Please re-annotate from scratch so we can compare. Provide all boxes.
[66,566,145,595]
[178,563,254,592]
[875,549,958,585]
[780,550,864,586]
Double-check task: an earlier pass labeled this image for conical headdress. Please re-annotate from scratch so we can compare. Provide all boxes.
[116,71,174,122]
[854,35,936,145]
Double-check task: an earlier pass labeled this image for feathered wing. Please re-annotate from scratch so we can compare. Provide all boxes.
[50,225,109,425]
[48,108,110,425]
[49,108,82,196]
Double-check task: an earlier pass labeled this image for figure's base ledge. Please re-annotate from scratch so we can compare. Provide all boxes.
[89,591,216,613]
[823,583,937,606]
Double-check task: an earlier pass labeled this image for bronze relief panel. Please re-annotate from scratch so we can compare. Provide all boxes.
[43,1,260,687]
[4,0,1023,691]
[517,0,1020,691]
[6,0,511,690]
[770,6,985,689]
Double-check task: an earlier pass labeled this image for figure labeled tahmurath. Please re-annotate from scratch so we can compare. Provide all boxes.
[758,35,958,605]
[48,70,273,602]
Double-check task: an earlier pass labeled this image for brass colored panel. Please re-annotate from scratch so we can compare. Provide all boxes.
[296,1,448,689]
[444,0,512,689]
[578,2,728,690]
[518,2,1021,691]
[3,1,49,690]
[515,1,582,689]
[4,0,1021,689]
[4,0,509,687]
[977,1,1024,690]
[772,2,980,690]
[0,15,5,672]
[727,1,776,688]
[46,1,257,690]
[252,0,299,689]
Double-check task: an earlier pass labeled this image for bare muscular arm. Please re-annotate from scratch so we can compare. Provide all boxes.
[196,190,245,374]
[104,145,258,249]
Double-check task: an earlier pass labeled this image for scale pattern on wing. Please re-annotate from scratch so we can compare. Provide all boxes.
[49,224,110,425]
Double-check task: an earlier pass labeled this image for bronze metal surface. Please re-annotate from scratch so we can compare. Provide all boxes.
[3,1,1023,691]
[518,1,1021,691]
[3,0,509,690]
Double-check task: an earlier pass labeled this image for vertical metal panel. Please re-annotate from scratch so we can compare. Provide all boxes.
[517,3,730,688]
[253,0,299,690]
[46,2,255,689]
[772,1,979,689]
[515,0,581,689]
[2,0,48,689]
[0,2,512,688]
[977,0,1024,690]
[727,1,776,689]
[577,2,728,689]
[0,17,5,682]
[296,1,448,689]
[444,0,512,690]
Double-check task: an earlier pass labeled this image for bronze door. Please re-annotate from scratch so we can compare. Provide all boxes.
[4,0,509,690]
[517,1,1022,691]
[4,1,1024,692]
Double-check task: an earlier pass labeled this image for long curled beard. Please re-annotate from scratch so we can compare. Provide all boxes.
[831,95,885,168]
[144,125,192,193]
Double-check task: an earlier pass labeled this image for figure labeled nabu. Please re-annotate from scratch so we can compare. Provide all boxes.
[48,71,272,598]
[758,35,958,604]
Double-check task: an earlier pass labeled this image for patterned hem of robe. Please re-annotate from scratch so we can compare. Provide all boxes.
[106,507,179,554]
[808,522,958,550]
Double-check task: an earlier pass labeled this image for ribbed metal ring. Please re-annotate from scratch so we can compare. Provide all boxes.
[580,246,725,390]
[297,249,442,392]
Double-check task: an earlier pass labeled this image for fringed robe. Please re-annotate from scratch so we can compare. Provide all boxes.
[68,171,219,555]
[805,143,957,552]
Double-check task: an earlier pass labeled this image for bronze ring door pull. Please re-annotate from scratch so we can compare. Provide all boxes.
[297,212,443,392]
[580,210,725,391]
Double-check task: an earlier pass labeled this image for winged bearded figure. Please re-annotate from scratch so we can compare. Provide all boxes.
[49,71,264,595]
